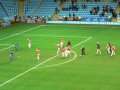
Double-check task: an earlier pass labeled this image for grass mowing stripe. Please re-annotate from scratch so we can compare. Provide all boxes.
[34,51,77,69]
[22,34,91,38]
[0,37,92,87]
[0,44,12,46]
[0,54,59,87]
[0,25,46,41]
[0,45,14,52]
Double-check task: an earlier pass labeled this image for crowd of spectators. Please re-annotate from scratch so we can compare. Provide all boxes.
[89,5,117,19]
[62,2,79,11]
[100,5,117,18]
[59,0,119,21]
[90,6,100,15]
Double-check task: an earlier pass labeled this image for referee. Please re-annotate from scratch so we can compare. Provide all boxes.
[80,46,85,56]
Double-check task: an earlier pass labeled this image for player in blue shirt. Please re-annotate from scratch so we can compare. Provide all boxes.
[10,50,14,61]
[15,42,18,51]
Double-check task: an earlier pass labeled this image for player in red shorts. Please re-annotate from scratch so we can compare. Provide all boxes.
[28,38,32,49]
[57,44,60,55]
[36,48,40,60]
[111,45,115,56]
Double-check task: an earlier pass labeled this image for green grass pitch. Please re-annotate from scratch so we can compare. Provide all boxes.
[0,23,120,90]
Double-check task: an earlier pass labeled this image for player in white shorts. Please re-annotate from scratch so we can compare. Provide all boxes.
[111,45,115,56]
[28,38,31,49]
[64,47,68,57]
[60,38,64,48]
[36,48,40,60]
[67,45,71,56]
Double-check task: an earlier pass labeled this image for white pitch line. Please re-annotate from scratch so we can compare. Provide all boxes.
[47,25,120,29]
[0,25,46,41]
[0,45,14,52]
[72,37,93,48]
[0,44,12,46]
[0,37,93,87]
[34,51,77,69]
[22,34,91,38]
[0,54,59,87]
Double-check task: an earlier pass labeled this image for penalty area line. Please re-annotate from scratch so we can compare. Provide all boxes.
[0,44,12,46]
[0,45,14,52]
[0,25,46,41]
[34,51,77,69]
[0,37,93,87]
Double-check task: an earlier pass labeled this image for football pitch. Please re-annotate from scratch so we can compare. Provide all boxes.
[0,23,120,90]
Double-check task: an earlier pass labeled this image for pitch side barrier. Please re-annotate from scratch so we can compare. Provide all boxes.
[46,21,120,26]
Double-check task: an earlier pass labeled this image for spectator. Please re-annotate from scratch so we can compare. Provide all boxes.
[97,5,100,11]
[90,10,93,15]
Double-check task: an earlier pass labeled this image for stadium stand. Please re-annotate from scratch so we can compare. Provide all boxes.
[0,0,119,22]
[0,2,7,18]
[24,0,43,17]
[34,0,60,17]
[59,2,117,18]
[0,0,18,18]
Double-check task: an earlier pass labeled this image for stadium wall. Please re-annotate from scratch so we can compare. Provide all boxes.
[46,21,120,25]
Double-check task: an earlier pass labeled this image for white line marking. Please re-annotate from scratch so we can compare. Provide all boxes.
[72,37,93,48]
[0,44,12,46]
[0,37,92,87]
[0,25,46,41]
[0,54,59,87]
[0,45,14,52]
[22,34,91,38]
[34,51,77,69]
[47,25,120,29]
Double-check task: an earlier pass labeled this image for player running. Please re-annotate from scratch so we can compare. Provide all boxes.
[28,38,32,49]
[96,42,101,54]
[36,48,40,60]
[57,44,60,55]
[111,45,115,56]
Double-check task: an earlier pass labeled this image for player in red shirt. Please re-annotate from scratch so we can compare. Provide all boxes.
[57,44,60,55]
[36,48,40,60]
[60,38,64,48]
[111,45,115,56]
[28,38,32,49]
[62,46,65,57]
